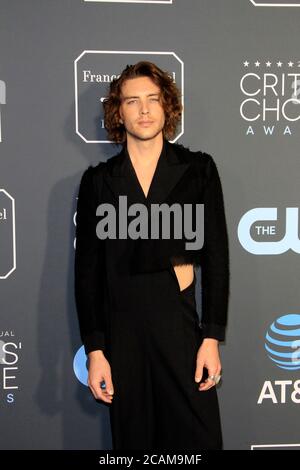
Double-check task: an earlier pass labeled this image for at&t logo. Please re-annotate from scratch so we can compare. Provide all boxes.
[257,314,300,404]
[265,314,300,370]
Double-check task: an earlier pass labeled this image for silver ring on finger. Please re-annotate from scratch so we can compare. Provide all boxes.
[208,374,222,385]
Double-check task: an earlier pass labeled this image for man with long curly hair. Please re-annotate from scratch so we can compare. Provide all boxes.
[75,61,230,450]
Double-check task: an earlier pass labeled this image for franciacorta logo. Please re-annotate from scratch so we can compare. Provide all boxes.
[74,50,184,143]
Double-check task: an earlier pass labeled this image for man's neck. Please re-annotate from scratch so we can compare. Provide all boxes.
[126,133,164,167]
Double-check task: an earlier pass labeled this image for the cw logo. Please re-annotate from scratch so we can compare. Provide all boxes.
[238,207,300,254]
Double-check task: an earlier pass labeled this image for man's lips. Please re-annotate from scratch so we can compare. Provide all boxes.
[138,120,154,126]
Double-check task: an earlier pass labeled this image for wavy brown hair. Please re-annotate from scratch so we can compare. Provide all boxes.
[102,61,182,144]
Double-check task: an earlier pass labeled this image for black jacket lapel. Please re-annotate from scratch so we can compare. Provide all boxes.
[103,138,191,208]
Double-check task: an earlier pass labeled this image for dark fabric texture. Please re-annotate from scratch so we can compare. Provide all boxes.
[74,138,230,352]
[74,138,229,449]
[108,267,223,450]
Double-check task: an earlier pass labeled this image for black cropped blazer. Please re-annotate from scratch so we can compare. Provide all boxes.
[74,139,230,355]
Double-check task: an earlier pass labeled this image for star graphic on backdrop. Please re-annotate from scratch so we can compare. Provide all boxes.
[242,59,298,69]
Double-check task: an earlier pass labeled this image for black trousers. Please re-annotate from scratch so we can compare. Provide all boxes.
[107,266,223,450]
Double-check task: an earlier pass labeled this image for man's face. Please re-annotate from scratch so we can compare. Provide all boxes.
[119,76,165,142]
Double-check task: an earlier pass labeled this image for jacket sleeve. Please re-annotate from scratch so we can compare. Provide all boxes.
[199,154,230,342]
[74,165,106,355]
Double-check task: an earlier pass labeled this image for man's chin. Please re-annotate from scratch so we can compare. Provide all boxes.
[128,129,163,142]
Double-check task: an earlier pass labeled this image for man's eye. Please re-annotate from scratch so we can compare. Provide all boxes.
[127,100,136,104]
[150,98,159,102]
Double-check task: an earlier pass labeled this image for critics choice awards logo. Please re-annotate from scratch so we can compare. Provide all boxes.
[0,331,22,404]
[240,59,300,136]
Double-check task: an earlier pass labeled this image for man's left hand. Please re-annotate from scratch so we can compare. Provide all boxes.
[194,338,222,391]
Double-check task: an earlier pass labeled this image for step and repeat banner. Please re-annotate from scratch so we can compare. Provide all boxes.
[1,0,300,451]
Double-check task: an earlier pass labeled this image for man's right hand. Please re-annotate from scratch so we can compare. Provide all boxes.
[87,350,114,404]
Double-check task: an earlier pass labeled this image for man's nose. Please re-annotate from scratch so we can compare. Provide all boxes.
[140,100,149,114]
